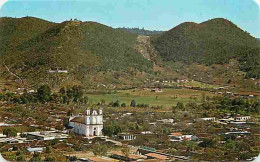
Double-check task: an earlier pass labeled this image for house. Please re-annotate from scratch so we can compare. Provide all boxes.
[234,115,251,122]
[118,133,136,141]
[110,151,145,161]
[48,70,68,73]
[169,133,198,142]
[88,156,116,162]
[197,117,216,122]
[141,131,153,135]
[145,153,168,161]
[151,88,163,92]
[69,108,103,136]
[157,119,174,124]
[27,147,44,153]
[26,131,69,141]
[169,132,182,142]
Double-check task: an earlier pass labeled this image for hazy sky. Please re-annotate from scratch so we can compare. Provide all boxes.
[0,0,259,37]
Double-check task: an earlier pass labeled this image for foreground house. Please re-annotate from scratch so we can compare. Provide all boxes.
[69,108,103,136]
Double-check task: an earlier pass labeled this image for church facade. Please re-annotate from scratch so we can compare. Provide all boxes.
[68,108,103,136]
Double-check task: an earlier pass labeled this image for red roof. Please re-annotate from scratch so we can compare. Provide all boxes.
[171,132,182,136]
[88,157,111,162]
[145,153,168,160]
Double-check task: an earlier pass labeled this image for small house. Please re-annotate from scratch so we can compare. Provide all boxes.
[118,133,136,141]
[234,115,251,122]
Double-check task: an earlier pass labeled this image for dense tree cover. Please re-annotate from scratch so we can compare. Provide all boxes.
[92,145,108,156]
[3,127,18,137]
[29,152,42,162]
[203,96,260,114]
[238,47,260,78]
[1,17,153,86]
[130,100,136,107]
[117,27,164,36]
[172,96,259,115]
[152,18,260,78]
[0,17,55,56]
[3,85,87,105]
[36,85,51,103]
[102,121,122,137]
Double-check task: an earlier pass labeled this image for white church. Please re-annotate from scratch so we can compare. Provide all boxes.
[68,108,103,136]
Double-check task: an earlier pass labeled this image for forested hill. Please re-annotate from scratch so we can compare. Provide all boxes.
[0,17,153,86]
[0,17,56,56]
[152,18,260,78]
[117,27,164,36]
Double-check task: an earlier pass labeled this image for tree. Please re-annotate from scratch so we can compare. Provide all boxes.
[121,103,126,107]
[92,145,108,156]
[3,127,18,137]
[68,156,77,161]
[201,92,206,102]
[130,100,136,107]
[121,147,130,158]
[45,146,52,154]
[67,86,84,103]
[198,138,215,148]
[37,85,51,103]
[112,100,120,107]
[176,101,184,110]
[59,87,66,94]
[44,156,56,162]
[29,152,42,162]
[17,155,26,162]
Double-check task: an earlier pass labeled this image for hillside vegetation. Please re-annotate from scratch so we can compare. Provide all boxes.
[117,27,164,36]
[152,18,260,78]
[0,17,153,86]
[0,17,55,56]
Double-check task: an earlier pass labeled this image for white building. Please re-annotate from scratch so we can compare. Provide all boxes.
[118,133,136,141]
[69,108,103,136]
[198,117,216,122]
[234,115,251,122]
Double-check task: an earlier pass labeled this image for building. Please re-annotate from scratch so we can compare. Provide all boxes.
[48,70,68,73]
[26,131,69,141]
[157,119,174,124]
[234,115,251,122]
[197,117,216,122]
[69,108,103,136]
[118,133,136,141]
[145,153,168,161]
[151,88,163,92]
[169,132,198,142]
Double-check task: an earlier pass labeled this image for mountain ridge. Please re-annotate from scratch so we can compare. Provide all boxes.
[152,18,260,78]
[0,17,259,88]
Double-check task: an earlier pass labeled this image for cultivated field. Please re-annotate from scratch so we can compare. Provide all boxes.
[87,88,217,108]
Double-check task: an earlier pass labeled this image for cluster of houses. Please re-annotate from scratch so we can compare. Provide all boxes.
[198,115,251,124]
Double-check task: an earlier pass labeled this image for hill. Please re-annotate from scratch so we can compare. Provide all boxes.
[117,27,164,36]
[0,16,56,56]
[152,18,260,78]
[0,17,153,87]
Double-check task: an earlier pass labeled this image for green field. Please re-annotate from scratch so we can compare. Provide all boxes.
[86,88,217,108]
[182,80,219,89]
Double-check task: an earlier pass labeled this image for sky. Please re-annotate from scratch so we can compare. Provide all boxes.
[0,0,259,37]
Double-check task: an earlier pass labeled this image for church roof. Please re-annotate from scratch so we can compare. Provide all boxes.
[70,116,102,125]
[70,117,85,124]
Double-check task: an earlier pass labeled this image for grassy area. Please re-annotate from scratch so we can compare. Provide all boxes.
[87,88,217,108]
[182,80,219,89]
